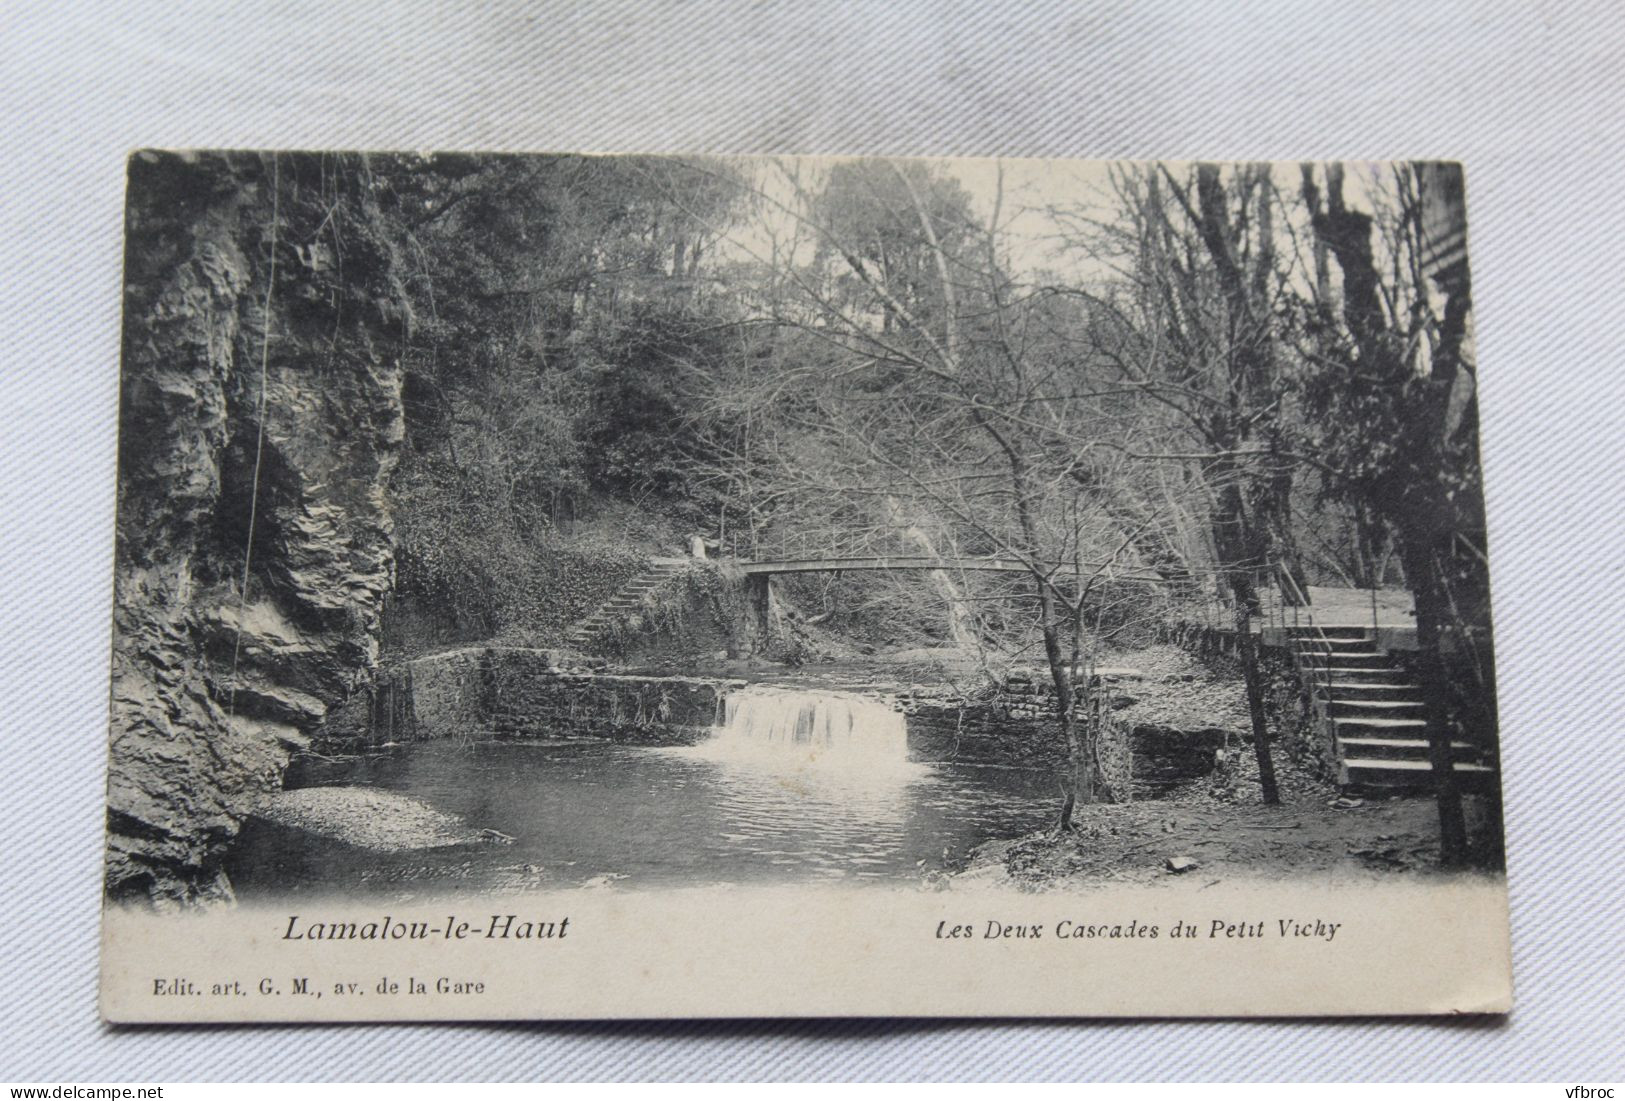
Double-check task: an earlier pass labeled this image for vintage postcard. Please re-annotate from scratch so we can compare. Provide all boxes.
[101,152,1510,1021]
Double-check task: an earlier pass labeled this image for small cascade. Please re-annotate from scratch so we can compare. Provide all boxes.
[700,685,911,771]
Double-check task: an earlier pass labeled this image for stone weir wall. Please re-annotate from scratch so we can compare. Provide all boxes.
[326,647,731,747]
[335,650,1228,798]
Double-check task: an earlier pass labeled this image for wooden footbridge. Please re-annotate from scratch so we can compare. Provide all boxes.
[738,553,1163,582]
[569,529,1165,652]
[723,529,1167,584]
[716,531,1171,646]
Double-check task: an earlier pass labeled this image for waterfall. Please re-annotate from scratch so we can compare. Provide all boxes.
[700,685,911,771]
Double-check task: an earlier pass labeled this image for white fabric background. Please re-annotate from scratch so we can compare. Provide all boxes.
[2,0,1622,1081]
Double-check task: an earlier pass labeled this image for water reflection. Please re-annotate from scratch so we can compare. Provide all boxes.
[661,745,917,874]
[229,738,1058,901]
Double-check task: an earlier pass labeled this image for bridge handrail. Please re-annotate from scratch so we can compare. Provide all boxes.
[715,523,1172,585]
[1272,560,1342,735]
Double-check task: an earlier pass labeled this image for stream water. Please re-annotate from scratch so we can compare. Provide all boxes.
[228,687,1060,899]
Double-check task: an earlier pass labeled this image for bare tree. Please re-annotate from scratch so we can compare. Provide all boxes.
[1056,163,1301,805]
[683,158,1192,823]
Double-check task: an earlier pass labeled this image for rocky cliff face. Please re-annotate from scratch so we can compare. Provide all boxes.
[107,152,407,905]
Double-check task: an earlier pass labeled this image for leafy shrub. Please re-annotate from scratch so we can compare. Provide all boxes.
[387,478,647,652]
[589,560,744,657]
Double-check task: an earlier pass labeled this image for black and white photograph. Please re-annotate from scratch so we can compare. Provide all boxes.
[9,0,1625,1084]
[97,150,1513,1021]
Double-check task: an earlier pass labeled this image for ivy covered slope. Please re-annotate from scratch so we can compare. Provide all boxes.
[108,152,408,904]
[377,154,749,652]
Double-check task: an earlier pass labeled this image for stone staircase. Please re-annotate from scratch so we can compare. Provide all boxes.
[1285,625,1497,791]
[564,559,689,653]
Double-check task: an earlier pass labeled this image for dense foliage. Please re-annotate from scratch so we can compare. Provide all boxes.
[349,155,1491,662]
[364,154,752,644]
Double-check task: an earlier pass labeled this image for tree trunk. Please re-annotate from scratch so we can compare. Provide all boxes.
[1228,565,1280,805]
[987,429,1107,825]
[1253,431,1311,605]
[1213,471,1281,805]
[1351,500,1389,589]
[1035,579,1096,830]
[1396,527,1470,866]
[1233,588,1281,805]
[1301,161,1483,867]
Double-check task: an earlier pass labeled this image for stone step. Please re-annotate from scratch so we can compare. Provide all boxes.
[1343,758,1495,772]
[1302,653,1393,671]
[1334,720,1432,743]
[1342,757,1498,789]
[1299,643,1383,657]
[1322,682,1421,701]
[1285,625,1371,641]
[1308,668,1409,685]
[571,621,619,635]
[1336,736,1476,760]
[1319,638,1381,652]
[1328,698,1425,717]
[1293,643,1378,660]
[564,562,690,651]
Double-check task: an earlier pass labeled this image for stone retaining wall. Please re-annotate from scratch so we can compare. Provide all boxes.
[904,683,1221,798]
[1162,621,1342,785]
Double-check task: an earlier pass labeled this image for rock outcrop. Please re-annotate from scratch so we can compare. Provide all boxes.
[107,152,407,904]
